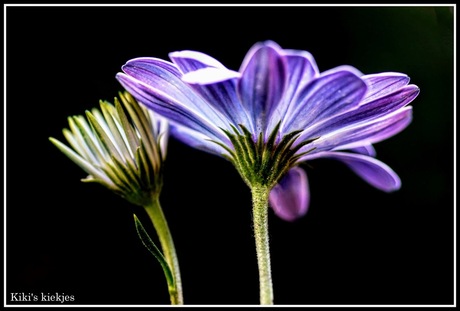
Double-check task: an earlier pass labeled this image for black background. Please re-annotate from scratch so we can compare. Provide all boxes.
[5,5,454,306]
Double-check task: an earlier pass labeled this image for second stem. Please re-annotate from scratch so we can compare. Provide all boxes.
[144,195,183,305]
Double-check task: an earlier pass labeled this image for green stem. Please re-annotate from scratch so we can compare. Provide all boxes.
[251,184,274,305]
[145,196,183,305]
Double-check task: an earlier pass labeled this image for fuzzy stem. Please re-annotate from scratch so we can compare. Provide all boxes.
[251,184,274,305]
[145,196,183,305]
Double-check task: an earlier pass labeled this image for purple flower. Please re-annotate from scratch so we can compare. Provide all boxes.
[116,41,419,221]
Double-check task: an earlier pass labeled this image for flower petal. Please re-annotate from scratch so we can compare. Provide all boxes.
[169,51,253,131]
[181,67,241,84]
[268,50,320,132]
[182,69,253,130]
[279,49,320,104]
[312,152,401,192]
[238,42,287,135]
[119,58,225,127]
[320,65,364,77]
[169,50,227,72]
[116,58,230,141]
[170,50,241,84]
[349,144,377,157]
[117,73,224,142]
[362,72,410,104]
[169,123,229,156]
[269,167,310,221]
[301,106,413,155]
[282,69,367,134]
[298,85,419,142]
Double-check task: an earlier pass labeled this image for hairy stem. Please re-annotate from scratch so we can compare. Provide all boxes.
[251,184,274,305]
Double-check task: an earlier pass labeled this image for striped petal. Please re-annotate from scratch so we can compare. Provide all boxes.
[301,107,413,154]
[349,144,377,157]
[116,58,229,141]
[168,123,229,157]
[282,69,367,134]
[169,50,228,72]
[312,152,401,191]
[299,84,419,140]
[267,49,320,132]
[170,51,253,131]
[362,72,410,104]
[238,41,287,135]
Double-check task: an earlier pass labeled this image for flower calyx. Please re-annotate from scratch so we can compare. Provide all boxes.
[215,122,318,189]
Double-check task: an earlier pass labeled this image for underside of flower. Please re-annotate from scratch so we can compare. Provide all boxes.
[212,122,318,188]
[116,40,419,221]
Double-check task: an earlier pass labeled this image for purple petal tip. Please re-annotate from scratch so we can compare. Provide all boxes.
[269,167,310,221]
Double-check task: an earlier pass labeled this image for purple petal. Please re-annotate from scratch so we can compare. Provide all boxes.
[116,59,228,141]
[169,123,229,156]
[300,107,413,155]
[169,50,241,84]
[116,73,219,140]
[313,152,401,192]
[320,65,364,77]
[238,42,287,135]
[169,50,227,72]
[182,67,241,84]
[238,40,282,72]
[362,73,410,104]
[120,58,223,124]
[282,69,367,134]
[298,85,419,141]
[182,69,251,127]
[349,144,377,157]
[279,49,320,104]
[267,50,320,132]
[169,51,253,131]
[269,167,310,221]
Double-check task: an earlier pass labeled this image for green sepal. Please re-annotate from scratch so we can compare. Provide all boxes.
[133,214,175,289]
[221,123,319,188]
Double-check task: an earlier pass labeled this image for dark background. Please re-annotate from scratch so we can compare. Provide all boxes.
[5,5,454,306]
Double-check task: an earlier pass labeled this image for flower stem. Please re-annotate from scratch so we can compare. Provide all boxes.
[251,184,274,305]
[144,195,183,305]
